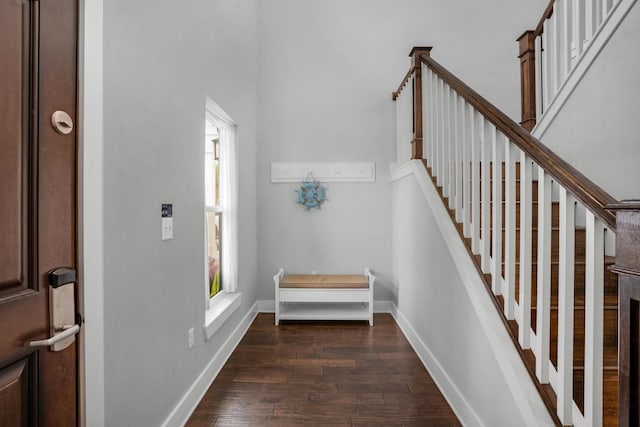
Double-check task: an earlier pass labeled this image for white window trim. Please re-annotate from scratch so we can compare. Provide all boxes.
[203,97,240,340]
[204,291,242,340]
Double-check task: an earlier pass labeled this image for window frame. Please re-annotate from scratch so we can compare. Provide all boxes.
[203,98,240,331]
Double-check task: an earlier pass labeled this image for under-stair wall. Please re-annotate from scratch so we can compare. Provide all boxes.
[391,162,553,426]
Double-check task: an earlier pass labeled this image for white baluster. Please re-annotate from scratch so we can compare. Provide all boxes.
[585,0,594,49]
[396,88,402,162]
[504,140,516,319]
[542,22,551,110]
[433,77,441,179]
[573,0,584,61]
[454,94,462,217]
[603,0,613,16]
[442,84,450,194]
[471,108,480,253]
[462,99,471,238]
[422,65,429,164]
[429,70,435,167]
[434,77,444,185]
[518,155,533,349]
[447,87,458,209]
[491,126,503,295]
[549,10,558,97]
[536,168,552,382]
[595,0,603,28]
[403,83,408,162]
[407,77,413,161]
[584,211,604,426]
[535,35,544,118]
[561,0,572,79]
[481,118,491,274]
[429,71,436,168]
[557,187,575,425]
[396,82,407,163]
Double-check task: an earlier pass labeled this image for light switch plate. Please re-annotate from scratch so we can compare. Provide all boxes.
[162,217,173,240]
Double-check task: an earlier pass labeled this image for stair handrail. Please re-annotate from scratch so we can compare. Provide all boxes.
[534,0,556,36]
[419,53,617,230]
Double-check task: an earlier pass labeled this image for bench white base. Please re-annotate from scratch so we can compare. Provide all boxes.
[273,268,375,326]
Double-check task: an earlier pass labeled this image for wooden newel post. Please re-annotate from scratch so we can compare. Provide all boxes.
[409,46,432,160]
[607,201,640,427]
[517,31,537,131]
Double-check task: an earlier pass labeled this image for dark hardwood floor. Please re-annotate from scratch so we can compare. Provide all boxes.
[186,313,461,426]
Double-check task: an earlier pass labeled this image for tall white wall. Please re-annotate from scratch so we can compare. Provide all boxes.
[535,2,640,200]
[255,0,547,302]
[392,171,536,426]
[102,1,257,425]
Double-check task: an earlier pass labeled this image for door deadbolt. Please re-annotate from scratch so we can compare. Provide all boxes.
[51,110,74,135]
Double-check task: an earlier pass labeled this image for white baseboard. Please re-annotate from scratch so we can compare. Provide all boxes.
[257,299,275,313]
[392,305,482,427]
[373,300,394,313]
[161,301,259,427]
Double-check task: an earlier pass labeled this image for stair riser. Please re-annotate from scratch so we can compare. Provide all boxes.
[511,262,619,306]
[474,178,539,201]
[490,228,587,262]
[480,199,559,229]
[530,307,618,367]
[573,368,619,421]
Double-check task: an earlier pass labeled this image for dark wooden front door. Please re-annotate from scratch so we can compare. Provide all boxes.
[0,0,79,425]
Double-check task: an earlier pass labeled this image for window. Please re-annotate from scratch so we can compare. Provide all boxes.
[205,123,221,297]
[204,99,238,305]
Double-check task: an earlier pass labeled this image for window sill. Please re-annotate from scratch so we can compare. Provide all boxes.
[204,292,242,341]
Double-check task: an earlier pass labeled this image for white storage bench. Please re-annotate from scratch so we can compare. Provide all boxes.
[273,268,375,326]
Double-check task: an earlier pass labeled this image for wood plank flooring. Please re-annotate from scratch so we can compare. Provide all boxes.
[187,313,460,426]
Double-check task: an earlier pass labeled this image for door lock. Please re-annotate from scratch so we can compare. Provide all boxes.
[51,110,74,135]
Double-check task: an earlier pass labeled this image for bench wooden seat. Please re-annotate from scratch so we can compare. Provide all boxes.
[273,269,375,326]
[279,274,369,288]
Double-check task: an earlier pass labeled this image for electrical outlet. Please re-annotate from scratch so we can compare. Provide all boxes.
[188,328,195,349]
[311,270,317,275]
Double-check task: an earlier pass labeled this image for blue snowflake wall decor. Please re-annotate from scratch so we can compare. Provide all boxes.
[295,174,327,210]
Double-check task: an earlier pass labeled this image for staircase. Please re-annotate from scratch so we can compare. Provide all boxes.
[482,163,620,426]
[393,44,621,426]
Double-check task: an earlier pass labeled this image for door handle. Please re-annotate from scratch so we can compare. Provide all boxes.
[29,267,79,351]
[29,324,80,349]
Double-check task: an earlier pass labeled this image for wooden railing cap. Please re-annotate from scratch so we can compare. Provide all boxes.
[607,200,640,211]
[408,46,433,57]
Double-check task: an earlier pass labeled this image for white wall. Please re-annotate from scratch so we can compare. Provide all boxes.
[255,0,547,302]
[102,1,258,425]
[392,171,536,426]
[535,2,640,200]
[97,1,555,423]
